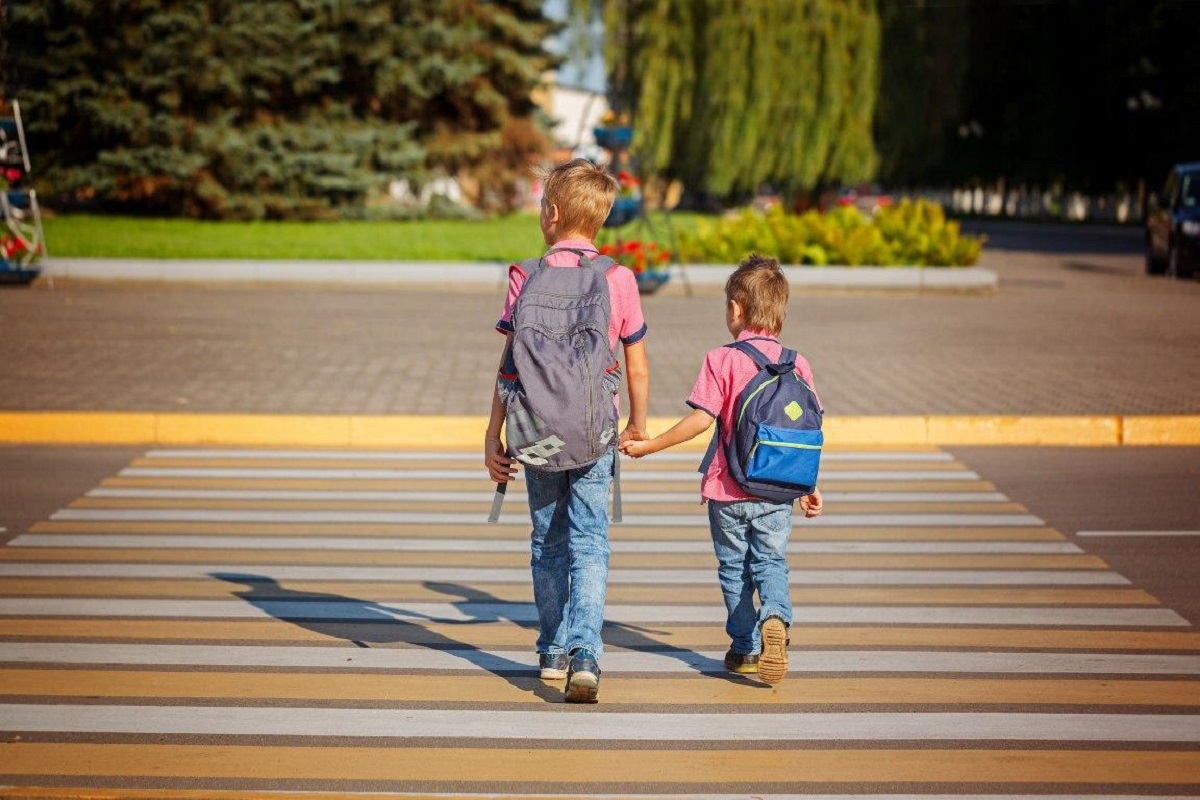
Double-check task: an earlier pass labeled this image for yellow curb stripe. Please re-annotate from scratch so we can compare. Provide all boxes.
[0,548,1110,569]
[3,744,1198,784]
[4,413,1199,445]
[0,790,495,800]
[1124,415,1200,445]
[5,670,1197,706]
[0,578,1158,606]
[2,619,1196,649]
[925,415,1123,446]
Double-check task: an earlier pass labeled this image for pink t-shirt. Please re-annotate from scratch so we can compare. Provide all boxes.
[495,239,648,349]
[687,329,821,502]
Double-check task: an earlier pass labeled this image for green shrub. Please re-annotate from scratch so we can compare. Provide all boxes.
[676,200,984,266]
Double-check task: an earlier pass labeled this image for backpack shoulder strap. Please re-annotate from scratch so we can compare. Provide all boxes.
[544,247,614,276]
[725,340,772,370]
[514,255,543,278]
[698,417,721,476]
[587,253,617,274]
[727,340,797,375]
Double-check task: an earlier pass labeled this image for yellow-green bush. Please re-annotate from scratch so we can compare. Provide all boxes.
[677,200,984,266]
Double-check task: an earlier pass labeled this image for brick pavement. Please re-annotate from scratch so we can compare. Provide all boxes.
[1,236,1198,418]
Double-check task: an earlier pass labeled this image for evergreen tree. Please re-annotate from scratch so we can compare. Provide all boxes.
[5,0,557,218]
[589,0,880,204]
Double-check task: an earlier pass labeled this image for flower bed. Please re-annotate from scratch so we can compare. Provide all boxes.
[599,238,672,293]
[676,199,985,267]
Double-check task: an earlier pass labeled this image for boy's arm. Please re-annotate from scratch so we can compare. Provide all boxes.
[621,408,713,458]
[619,339,650,444]
[485,335,517,483]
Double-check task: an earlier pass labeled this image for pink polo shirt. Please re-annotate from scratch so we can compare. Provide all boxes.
[687,329,821,502]
[495,239,648,350]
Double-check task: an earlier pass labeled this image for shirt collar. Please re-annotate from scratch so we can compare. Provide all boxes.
[736,329,778,342]
[547,239,598,255]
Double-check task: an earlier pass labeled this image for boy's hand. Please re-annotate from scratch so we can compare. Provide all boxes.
[799,487,823,518]
[620,438,655,459]
[484,435,517,483]
[619,424,650,446]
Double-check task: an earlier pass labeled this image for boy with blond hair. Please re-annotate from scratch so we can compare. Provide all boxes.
[621,253,822,685]
[485,158,650,703]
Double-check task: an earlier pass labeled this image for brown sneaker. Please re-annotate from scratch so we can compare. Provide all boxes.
[723,649,759,674]
[758,616,789,685]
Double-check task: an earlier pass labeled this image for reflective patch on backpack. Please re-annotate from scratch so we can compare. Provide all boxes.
[516,434,568,466]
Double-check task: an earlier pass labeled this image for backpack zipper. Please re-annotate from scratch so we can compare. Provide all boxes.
[749,438,822,461]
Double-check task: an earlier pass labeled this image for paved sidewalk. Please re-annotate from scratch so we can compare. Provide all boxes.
[1,225,1198,442]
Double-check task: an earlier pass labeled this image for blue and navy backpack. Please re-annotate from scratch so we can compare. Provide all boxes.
[700,338,823,503]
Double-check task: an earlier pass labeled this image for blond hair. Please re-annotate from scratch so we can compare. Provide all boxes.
[725,253,789,335]
[539,158,619,239]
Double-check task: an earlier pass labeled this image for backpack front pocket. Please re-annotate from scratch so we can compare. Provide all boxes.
[746,424,823,490]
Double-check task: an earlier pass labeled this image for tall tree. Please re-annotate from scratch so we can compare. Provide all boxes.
[874,0,969,187]
[886,0,1200,193]
[5,0,557,218]
[589,0,880,204]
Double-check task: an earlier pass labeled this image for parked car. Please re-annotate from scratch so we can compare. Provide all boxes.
[1145,162,1200,279]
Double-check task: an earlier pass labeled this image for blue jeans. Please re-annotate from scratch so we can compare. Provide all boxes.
[707,498,793,655]
[524,449,613,659]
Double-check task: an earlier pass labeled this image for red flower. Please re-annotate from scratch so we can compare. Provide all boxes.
[599,239,671,274]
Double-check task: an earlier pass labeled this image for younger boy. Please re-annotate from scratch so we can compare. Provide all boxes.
[620,253,822,685]
[485,158,650,703]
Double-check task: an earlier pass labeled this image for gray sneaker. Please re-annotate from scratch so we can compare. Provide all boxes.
[539,652,569,680]
[564,648,600,703]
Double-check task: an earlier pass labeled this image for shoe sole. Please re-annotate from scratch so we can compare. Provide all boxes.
[565,671,599,703]
[540,667,567,680]
[758,617,789,685]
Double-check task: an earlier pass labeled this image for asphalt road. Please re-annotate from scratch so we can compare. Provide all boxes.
[1,441,1198,796]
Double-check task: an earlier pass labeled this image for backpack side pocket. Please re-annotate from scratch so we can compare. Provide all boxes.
[747,424,823,491]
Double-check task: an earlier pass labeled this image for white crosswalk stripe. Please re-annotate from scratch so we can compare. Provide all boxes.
[4,643,1196,675]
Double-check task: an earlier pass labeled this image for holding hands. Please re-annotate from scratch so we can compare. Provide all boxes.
[619,437,654,458]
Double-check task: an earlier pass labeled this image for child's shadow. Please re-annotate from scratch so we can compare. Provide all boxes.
[424,581,757,686]
[211,573,561,702]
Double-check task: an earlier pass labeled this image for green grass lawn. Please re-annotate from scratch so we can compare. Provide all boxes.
[42,213,701,261]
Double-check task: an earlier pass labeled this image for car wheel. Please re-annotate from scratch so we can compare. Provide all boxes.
[1145,239,1166,275]
[1169,242,1195,280]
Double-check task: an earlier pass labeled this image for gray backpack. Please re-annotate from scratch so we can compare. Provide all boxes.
[489,248,623,521]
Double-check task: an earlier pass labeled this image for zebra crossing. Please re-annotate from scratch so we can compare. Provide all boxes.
[1,446,1198,797]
